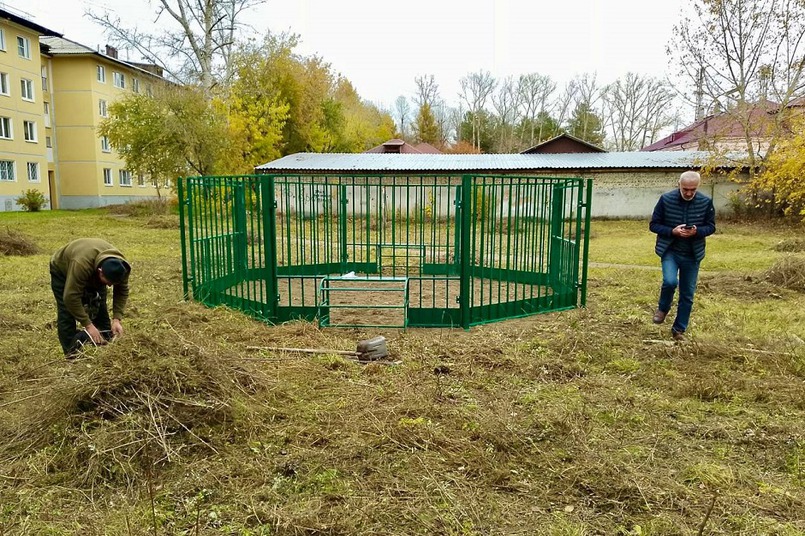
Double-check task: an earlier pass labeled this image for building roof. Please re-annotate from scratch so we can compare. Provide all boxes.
[0,7,62,37]
[365,139,443,154]
[40,36,165,80]
[414,142,442,154]
[641,100,780,152]
[521,133,606,154]
[257,151,739,173]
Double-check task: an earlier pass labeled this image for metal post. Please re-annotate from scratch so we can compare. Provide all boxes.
[177,177,189,300]
[459,175,472,330]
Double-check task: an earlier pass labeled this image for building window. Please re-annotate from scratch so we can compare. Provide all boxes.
[27,162,39,182]
[0,73,8,95]
[103,168,112,186]
[146,84,153,97]
[137,173,146,186]
[41,66,48,91]
[132,78,140,93]
[0,29,5,51]
[17,36,30,59]
[20,78,34,101]
[0,116,12,139]
[46,136,52,148]
[0,160,14,181]
[97,65,106,83]
[113,72,125,89]
[23,121,37,142]
[101,136,111,152]
[99,99,107,117]
[119,169,132,186]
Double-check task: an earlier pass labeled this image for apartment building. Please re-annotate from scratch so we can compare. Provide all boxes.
[0,8,58,211]
[0,7,166,211]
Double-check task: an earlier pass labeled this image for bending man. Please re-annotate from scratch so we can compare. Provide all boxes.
[49,238,131,356]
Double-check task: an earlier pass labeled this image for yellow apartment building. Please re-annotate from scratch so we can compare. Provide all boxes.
[0,6,167,211]
[0,8,58,211]
[41,36,164,209]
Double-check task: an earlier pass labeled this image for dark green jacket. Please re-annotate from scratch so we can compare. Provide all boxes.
[50,238,130,327]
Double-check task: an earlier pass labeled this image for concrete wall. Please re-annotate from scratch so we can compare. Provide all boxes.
[578,170,744,218]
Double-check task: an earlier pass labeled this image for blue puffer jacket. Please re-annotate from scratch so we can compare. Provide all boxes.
[649,189,716,261]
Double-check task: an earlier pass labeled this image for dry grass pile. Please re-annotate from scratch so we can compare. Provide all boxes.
[0,326,276,490]
[772,237,805,252]
[106,198,175,217]
[0,227,39,256]
[765,254,805,292]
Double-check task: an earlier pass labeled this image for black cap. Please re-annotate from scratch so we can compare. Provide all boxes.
[100,258,131,284]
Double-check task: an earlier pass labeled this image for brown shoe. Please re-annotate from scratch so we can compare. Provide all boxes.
[652,310,667,324]
[672,330,685,342]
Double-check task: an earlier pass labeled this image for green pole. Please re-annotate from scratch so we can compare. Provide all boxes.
[459,174,472,330]
[580,178,593,307]
[261,175,279,320]
[339,184,348,272]
[177,177,189,300]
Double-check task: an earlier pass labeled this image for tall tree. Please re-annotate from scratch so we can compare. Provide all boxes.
[752,117,805,220]
[393,95,411,139]
[492,76,523,152]
[567,102,605,146]
[98,84,229,193]
[562,74,605,145]
[89,0,265,91]
[414,102,439,145]
[458,70,497,151]
[517,73,557,147]
[413,74,440,108]
[602,73,677,151]
[669,0,805,168]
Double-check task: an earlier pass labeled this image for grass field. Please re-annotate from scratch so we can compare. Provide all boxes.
[1,208,804,535]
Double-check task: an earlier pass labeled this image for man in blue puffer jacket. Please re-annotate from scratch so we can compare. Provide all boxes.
[649,171,716,341]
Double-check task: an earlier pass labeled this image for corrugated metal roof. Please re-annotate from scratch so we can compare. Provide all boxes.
[256,151,736,172]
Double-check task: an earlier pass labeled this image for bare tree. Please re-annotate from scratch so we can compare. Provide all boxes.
[458,70,497,151]
[393,95,411,139]
[413,74,440,108]
[88,0,265,91]
[602,73,677,151]
[562,73,604,141]
[492,76,523,152]
[517,73,557,147]
[669,0,805,167]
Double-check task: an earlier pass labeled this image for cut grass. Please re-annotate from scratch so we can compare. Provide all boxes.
[0,210,803,535]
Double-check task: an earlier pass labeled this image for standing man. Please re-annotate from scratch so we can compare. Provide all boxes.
[50,238,131,356]
[649,171,716,341]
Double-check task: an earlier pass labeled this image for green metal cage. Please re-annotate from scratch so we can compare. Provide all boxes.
[178,174,592,329]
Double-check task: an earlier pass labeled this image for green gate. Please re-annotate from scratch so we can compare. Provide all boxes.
[178,174,592,329]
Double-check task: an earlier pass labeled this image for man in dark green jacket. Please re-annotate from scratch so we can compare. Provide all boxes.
[49,238,132,356]
[649,171,716,341]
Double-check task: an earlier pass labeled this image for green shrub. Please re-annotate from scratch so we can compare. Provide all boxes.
[15,189,48,212]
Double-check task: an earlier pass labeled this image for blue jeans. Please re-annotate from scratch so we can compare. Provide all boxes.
[658,251,700,334]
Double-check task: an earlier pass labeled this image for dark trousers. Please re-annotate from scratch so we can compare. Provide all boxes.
[50,267,112,355]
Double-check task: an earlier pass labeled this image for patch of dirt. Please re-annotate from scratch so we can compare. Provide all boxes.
[698,273,787,299]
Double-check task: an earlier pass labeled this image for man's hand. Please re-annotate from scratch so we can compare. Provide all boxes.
[672,224,697,238]
[112,318,124,339]
[85,323,107,345]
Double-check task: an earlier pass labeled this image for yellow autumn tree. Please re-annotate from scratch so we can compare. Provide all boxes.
[752,118,805,222]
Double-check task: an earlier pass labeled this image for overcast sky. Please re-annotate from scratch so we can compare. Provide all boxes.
[10,0,688,112]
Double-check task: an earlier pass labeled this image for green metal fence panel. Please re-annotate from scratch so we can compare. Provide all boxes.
[179,173,591,330]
